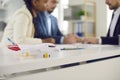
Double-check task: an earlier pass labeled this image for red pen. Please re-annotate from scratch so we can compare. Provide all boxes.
[7,38,21,51]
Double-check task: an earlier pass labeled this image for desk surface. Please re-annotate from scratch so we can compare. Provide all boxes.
[0,44,120,75]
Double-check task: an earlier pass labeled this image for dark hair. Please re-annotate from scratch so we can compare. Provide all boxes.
[23,0,37,24]
[23,0,33,14]
[23,0,39,34]
[24,0,34,9]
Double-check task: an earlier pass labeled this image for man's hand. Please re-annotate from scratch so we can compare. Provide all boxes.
[73,34,82,43]
[82,37,99,44]
[63,34,82,44]
[42,38,55,44]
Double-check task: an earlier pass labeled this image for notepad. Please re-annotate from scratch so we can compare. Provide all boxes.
[17,43,60,59]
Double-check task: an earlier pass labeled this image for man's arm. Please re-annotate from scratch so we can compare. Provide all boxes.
[101,36,119,45]
[82,36,119,45]
[50,15,63,44]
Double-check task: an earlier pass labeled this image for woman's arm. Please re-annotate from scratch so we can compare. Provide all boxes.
[13,13,42,44]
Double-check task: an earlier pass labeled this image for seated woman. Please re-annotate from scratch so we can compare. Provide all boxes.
[0,0,55,46]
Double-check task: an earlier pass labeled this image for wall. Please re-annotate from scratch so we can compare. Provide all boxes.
[107,6,113,30]
[0,0,24,40]
[96,0,107,36]
[0,0,24,22]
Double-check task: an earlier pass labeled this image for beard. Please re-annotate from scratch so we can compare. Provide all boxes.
[47,8,55,14]
[47,10,53,14]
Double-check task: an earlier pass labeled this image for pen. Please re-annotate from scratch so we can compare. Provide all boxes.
[48,45,56,47]
[7,37,16,45]
[61,48,84,50]
[7,37,21,51]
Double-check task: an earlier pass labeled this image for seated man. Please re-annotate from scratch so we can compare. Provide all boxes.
[34,0,81,44]
[82,0,120,45]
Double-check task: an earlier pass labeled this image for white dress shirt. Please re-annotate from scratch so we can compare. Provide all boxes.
[45,12,51,35]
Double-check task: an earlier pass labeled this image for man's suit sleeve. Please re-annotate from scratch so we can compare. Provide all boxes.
[52,25,64,44]
[51,16,64,44]
[101,36,119,45]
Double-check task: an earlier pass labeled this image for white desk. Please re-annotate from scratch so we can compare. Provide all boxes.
[0,44,120,80]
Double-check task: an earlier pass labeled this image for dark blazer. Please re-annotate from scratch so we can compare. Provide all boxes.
[50,15,64,44]
[101,15,120,45]
[34,12,63,44]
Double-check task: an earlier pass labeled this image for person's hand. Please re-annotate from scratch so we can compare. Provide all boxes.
[42,38,55,44]
[82,37,99,44]
[73,34,82,43]
[63,34,82,44]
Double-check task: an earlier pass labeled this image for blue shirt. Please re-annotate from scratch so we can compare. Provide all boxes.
[45,11,52,35]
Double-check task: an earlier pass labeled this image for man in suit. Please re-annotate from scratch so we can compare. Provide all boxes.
[82,0,120,45]
[34,0,81,44]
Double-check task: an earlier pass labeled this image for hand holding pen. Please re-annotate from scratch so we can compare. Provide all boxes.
[7,37,21,51]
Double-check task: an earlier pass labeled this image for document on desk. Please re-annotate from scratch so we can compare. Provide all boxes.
[19,43,55,50]
[17,43,61,59]
[19,43,59,52]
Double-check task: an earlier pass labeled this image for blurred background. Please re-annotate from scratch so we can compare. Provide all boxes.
[0,0,113,40]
